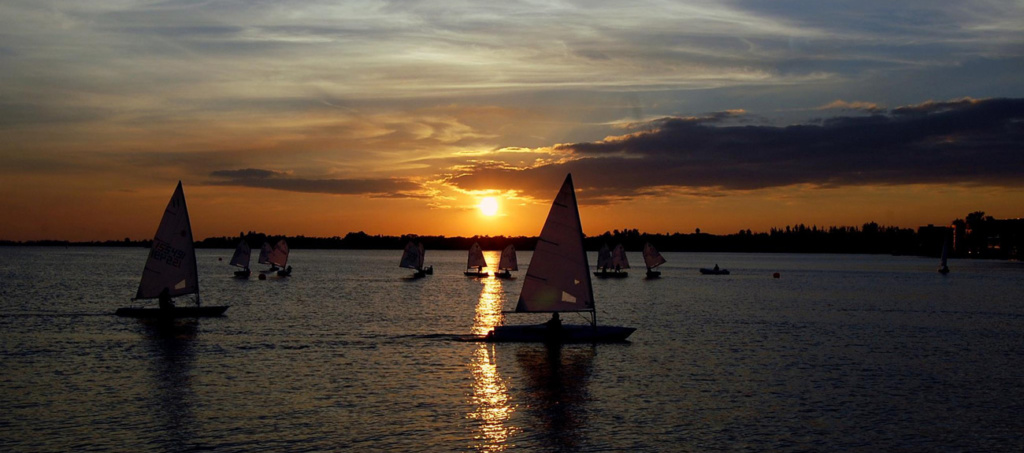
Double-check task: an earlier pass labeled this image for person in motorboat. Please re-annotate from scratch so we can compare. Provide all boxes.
[713,264,720,271]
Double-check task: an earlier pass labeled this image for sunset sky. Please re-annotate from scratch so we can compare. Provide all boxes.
[2,1,1023,242]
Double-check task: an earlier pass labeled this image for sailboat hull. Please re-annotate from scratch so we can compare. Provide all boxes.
[645,270,661,278]
[464,271,489,277]
[486,324,635,343]
[593,270,628,278]
[115,306,229,318]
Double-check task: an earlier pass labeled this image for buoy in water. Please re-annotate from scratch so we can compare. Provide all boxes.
[258,273,267,280]
[773,272,781,279]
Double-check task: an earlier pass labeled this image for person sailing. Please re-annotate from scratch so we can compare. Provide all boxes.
[158,287,174,311]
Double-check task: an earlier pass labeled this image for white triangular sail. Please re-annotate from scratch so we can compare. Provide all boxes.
[515,174,594,313]
[400,241,422,269]
[611,244,630,269]
[498,244,518,271]
[266,239,289,267]
[940,241,949,268]
[258,242,272,265]
[136,181,199,300]
[467,242,487,269]
[596,244,612,270]
[642,242,666,270]
[230,240,251,269]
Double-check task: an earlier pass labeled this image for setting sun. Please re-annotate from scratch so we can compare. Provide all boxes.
[479,197,499,216]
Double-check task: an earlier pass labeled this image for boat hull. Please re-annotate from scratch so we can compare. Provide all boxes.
[699,268,730,275]
[486,324,635,343]
[593,270,628,278]
[115,306,229,318]
[234,269,251,279]
[645,270,661,278]
[464,271,489,278]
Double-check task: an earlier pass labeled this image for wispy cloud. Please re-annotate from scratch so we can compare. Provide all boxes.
[208,168,424,197]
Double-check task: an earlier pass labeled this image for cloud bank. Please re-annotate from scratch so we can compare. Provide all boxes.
[446,98,1024,202]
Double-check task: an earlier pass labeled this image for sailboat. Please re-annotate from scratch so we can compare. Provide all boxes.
[486,174,635,342]
[266,239,292,277]
[400,241,432,278]
[938,241,950,274]
[642,242,666,278]
[495,244,518,279]
[594,243,629,278]
[257,241,274,273]
[465,242,489,277]
[230,239,251,278]
[115,181,229,318]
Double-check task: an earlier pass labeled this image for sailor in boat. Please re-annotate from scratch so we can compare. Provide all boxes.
[713,264,720,271]
[158,288,174,311]
[543,312,562,342]
[544,312,561,329]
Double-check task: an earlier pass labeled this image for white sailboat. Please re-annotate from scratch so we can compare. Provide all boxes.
[267,239,292,276]
[116,181,229,318]
[230,239,251,279]
[486,174,635,342]
[400,241,432,278]
[642,242,666,278]
[594,243,629,278]
[465,242,489,277]
[938,241,950,274]
[495,244,518,279]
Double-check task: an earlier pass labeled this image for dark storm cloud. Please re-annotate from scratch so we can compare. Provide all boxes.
[447,98,1024,202]
[209,168,423,197]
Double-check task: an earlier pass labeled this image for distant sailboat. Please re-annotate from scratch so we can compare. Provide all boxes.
[230,240,251,279]
[594,243,629,278]
[700,264,729,275]
[495,244,518,279]
[938,240,950,274]
[266,239,292,277]
[465,242,489,277]
[642,242,666,278]
[257,241,274,273]
[400,241,432,278]
[115,181,229,318]
[486,174,635,342]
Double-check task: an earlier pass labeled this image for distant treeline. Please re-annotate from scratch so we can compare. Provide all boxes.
[0,223,951,256]
[4,212,1020,259]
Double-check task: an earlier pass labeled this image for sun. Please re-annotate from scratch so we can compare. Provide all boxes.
[479,197,499,216]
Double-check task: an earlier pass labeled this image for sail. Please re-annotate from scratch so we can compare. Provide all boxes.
[258,242,272,265]
[267,239,289,267]
[467,242,487,269]
[611,244,630,269]
[400,241,422,269]
[136,181,199,300]
[596,244,612,270]
[418,243,426,268]
[230,240,251,269]
[940,241,949,267]
[498,244,518,271]
[642,242,666,270]
[515,174,594,313]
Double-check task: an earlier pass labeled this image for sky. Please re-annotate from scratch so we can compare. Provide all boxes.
[2,0,1023,241]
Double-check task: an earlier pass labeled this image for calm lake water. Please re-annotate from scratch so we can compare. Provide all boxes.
[2,247,1023,451]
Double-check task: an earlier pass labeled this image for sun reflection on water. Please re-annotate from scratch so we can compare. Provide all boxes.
[467,265,518,451]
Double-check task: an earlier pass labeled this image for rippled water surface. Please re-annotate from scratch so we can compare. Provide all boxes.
[2,247,1024,451]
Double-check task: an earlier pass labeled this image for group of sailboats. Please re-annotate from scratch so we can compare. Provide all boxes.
[118,175,636,342]
[592,242,666,279]
[230,238,292,279]
[462,243,519,279]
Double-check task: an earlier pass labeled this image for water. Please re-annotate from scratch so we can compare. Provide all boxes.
[2,247,1023,451]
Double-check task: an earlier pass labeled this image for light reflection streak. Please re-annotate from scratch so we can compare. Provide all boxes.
[467,264,519,451]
